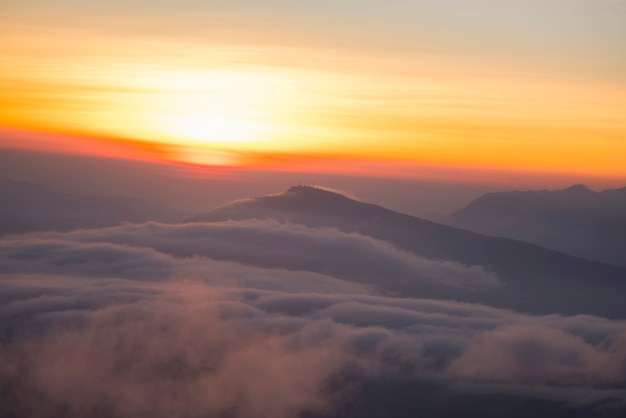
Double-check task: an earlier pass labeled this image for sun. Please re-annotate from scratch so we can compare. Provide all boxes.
[164,111,267,145]
[147,70,281,148]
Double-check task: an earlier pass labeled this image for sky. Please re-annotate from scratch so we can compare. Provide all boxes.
[1,0,626,187]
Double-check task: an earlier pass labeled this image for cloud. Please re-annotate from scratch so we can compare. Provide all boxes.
[449,324,626,386]
[2,220,500,292]
[1,285,349,418]
[1,221,626,417]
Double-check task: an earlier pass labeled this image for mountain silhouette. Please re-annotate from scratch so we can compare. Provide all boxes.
[444,185,626,267]
[0,180,186,234]
[189,185,626,318]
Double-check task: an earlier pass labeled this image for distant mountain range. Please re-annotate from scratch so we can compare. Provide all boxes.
[189,185,626,318]
[0,180,186,234]
[444,184,626,268]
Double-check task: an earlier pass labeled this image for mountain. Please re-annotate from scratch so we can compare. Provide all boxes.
[0,180,187,234]
[444,184,626,268]
[188,185,626,318]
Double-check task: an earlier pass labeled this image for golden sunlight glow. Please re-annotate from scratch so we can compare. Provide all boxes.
[2,28,626,179]
[135,70,285,148]
[164,114,263,145]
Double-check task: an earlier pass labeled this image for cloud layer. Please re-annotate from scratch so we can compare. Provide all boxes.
[1,221,625,417]
[1,220,500,291]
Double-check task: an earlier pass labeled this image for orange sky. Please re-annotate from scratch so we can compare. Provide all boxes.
[1,2,626,184]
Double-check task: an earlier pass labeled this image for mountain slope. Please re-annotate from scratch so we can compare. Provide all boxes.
[444,184,626,267]
[189,185,626,318]
[0,180,186,234]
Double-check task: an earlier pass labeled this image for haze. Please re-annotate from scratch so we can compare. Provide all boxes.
[1,1,626,417]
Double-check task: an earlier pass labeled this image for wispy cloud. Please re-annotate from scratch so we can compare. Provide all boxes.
[2,220,499,291]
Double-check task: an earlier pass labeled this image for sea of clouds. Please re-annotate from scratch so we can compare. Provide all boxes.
[1,221,625,417]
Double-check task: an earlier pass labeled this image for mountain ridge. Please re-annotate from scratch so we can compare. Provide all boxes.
[188,185,626,318]
[444,184,626,267]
